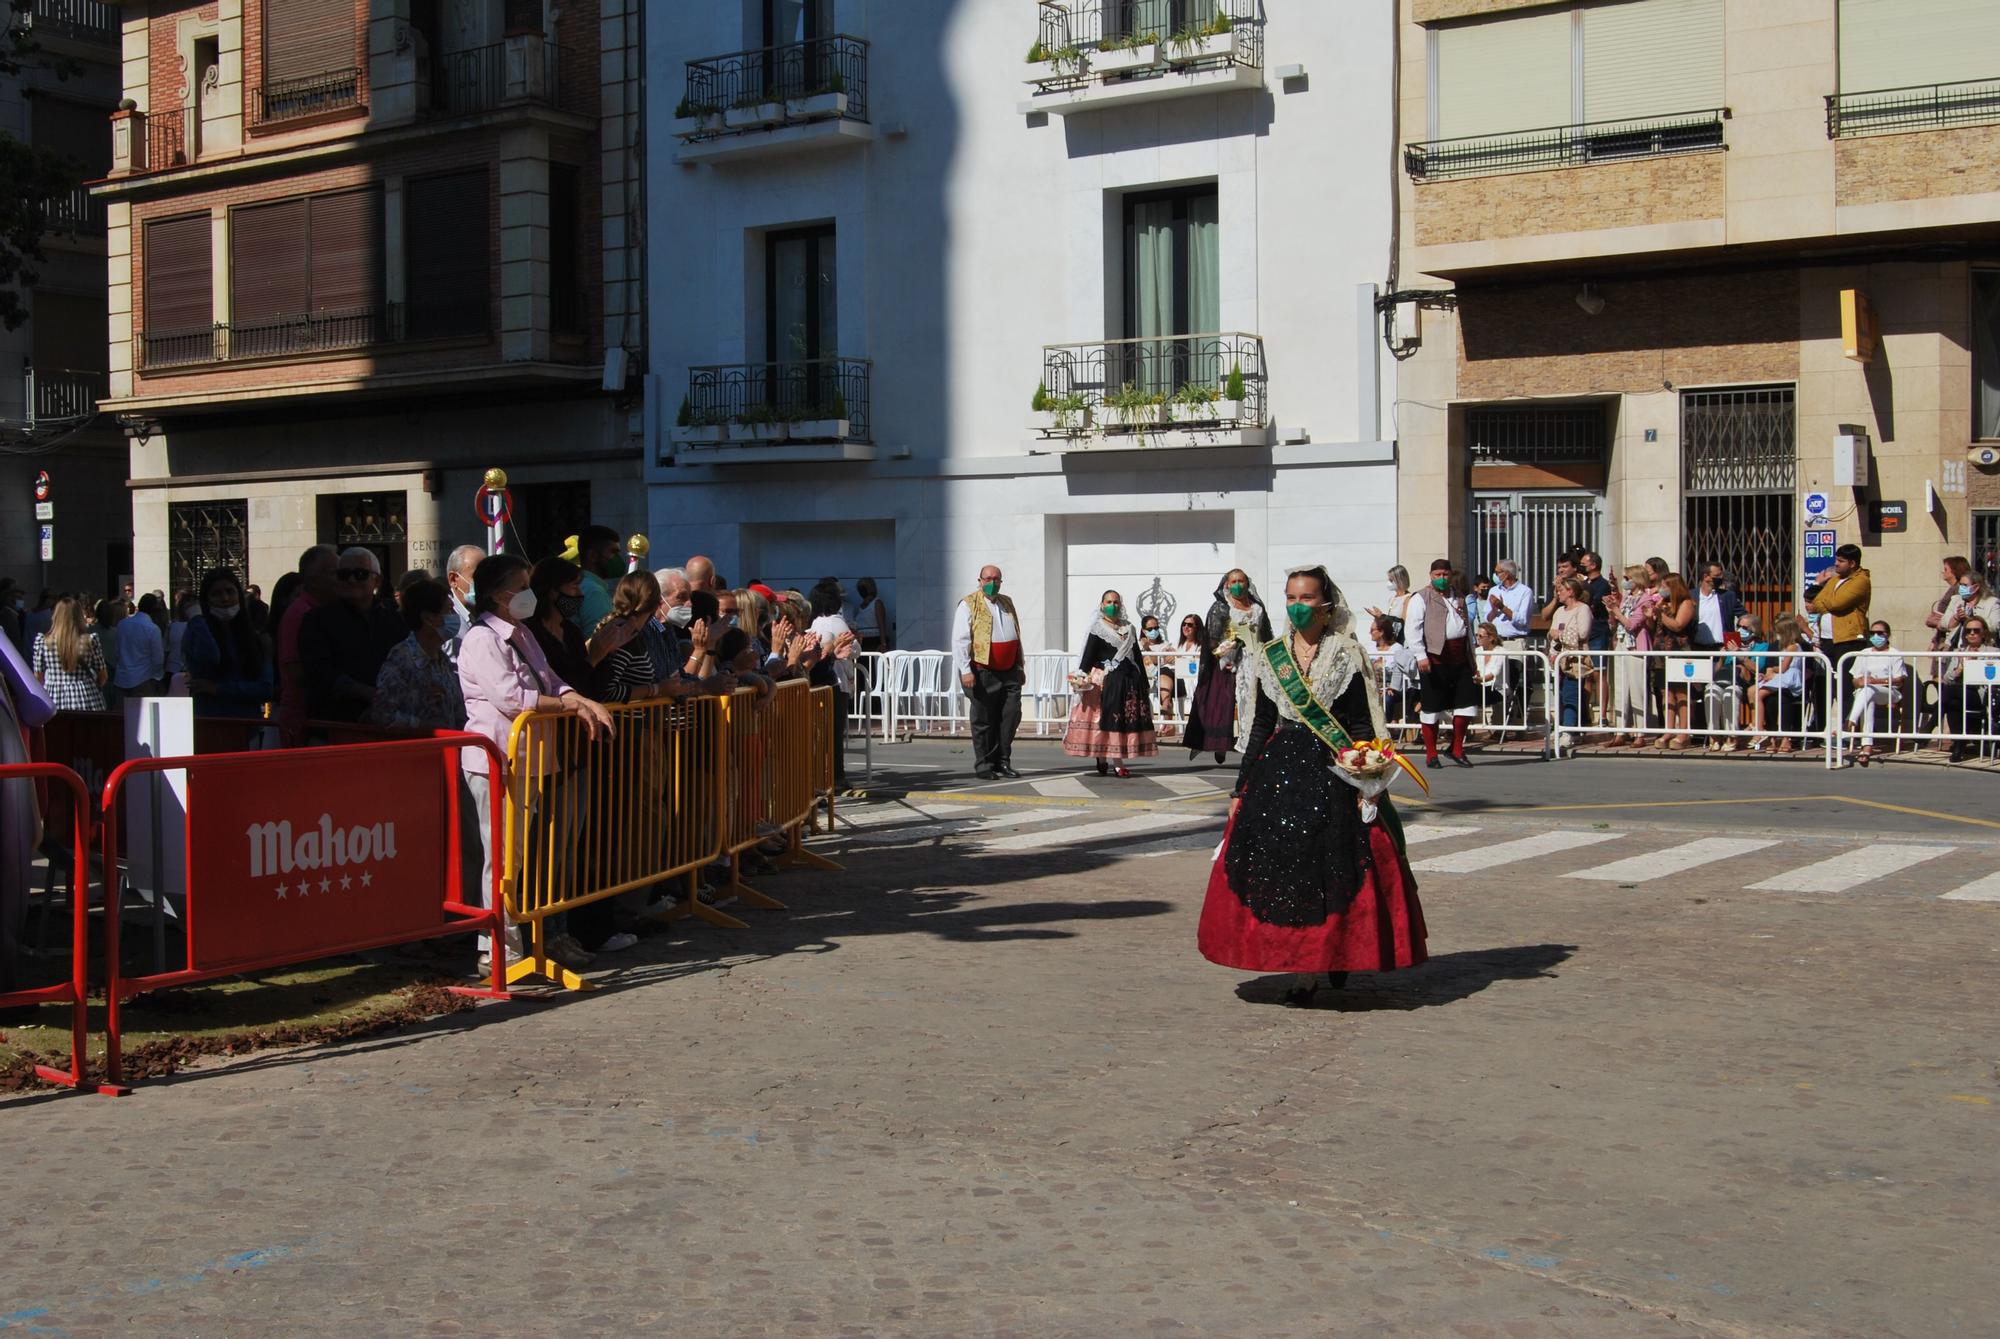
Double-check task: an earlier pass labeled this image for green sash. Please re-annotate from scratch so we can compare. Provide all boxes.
[1260,637,1407,846]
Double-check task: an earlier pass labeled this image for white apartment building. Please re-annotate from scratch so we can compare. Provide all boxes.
[644,0,1399,650]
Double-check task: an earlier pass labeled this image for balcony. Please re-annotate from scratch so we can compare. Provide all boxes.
[1405,109,1729,183]
[137,306,417,373]
[40,182,104,236]
[253,67,364,127]
[1019,0,1263,117]
[1035,333,1267,452]
[22,0,117,46]
[673,36,871,165]
[666,357,874,464]
[26,368,106,424]
[432,40,567,116]
[1827,77,2000,138]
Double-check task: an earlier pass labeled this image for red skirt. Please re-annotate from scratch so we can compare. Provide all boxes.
[1198,813,1428,974]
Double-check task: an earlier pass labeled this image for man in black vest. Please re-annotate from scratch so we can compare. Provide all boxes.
[1402,557,1479,768]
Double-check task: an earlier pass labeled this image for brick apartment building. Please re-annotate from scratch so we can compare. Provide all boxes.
[96,0,646,595]
[1390,0,2000,641]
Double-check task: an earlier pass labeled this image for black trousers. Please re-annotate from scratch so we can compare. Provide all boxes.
[965,665,1023,772]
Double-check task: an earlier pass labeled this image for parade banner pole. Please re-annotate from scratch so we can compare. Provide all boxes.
[626,532,650,574]
[476,468,512,556]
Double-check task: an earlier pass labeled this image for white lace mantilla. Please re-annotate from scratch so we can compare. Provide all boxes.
[1247,631,1390,742]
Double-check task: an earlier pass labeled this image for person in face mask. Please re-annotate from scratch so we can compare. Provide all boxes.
[1062,589,1157,778]
[1843,621,1907,767]
[1403,559,1478,768]
[442,544,485,662]
[951,564,1025,780]
[1187,569,1269,766]
[181,567,273,719]
[1936,559,2000,654]
[569,525,627,636]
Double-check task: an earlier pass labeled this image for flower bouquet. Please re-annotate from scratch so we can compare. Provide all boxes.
[1328,736,1428,820]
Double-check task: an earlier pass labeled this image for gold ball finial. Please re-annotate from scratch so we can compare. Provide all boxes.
[626,533,651,558]
[482,467,509,489]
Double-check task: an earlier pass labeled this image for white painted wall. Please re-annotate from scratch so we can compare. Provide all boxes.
[645,1,1401,650]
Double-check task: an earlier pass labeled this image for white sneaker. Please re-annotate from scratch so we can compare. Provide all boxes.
[596,931,639,954]
[642,895,679,918]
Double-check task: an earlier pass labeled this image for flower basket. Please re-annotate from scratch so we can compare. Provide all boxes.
[1093,42,1160,76]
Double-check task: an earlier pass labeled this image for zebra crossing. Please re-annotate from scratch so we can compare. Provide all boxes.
[824,799,2000,905]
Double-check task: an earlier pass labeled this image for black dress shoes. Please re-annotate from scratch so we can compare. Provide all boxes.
[974,768,998,781]
[995,764,1022,779]
[1451,754,1474,768]
[1426,757,1443,770]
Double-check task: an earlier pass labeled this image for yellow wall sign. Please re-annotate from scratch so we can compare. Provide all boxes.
[1841,289,1877,364]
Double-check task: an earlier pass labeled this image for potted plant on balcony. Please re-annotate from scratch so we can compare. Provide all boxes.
[786,71,849,122]
[1024,38,1088,87]
[673,95,725,138]
[1106,381,1165,445]
[725,89,786,131]
[1093,30,1161,78]
[671,394,724,445]
[1165,382,1222,426]
[1221,361,1247,422]
[1166,10,1237,66]
[732,402,791,442]
[787,394,851,442]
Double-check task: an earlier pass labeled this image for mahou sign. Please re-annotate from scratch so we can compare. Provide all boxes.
[188,748,448,971]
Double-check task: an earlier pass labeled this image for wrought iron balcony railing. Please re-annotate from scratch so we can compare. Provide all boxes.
[143,107,195,171]
[1039,333,1266,436]
[26,367,105,423]
[678,35,869,135]
[253,66,363,126]
[40,182,104,235]
[1404,108,1729,182]
[679,357,871,443]
[433,41,565,115]
[1826,76,2000,138]
[138,306,415,371]
[1030,0,1263,85]
[25,0,117,45]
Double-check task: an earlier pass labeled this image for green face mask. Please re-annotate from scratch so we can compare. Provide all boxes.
[1101,602,1121,618]
[1431,576,1449,592]
[1286,602,1316,631]
[1227,582,1247,599]
[981,581,1000,598]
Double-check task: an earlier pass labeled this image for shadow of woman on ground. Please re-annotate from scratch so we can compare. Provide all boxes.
[1233,942,1576,1011]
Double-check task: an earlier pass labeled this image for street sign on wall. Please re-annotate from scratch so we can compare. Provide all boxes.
[1803,528,1836,588]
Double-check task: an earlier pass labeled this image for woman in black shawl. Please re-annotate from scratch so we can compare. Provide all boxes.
[1184,567,1271,763]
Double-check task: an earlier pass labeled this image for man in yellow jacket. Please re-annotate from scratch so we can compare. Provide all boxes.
[1809,543,1873,668]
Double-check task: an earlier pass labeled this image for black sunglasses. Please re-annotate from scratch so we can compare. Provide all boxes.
[335,569,375,583]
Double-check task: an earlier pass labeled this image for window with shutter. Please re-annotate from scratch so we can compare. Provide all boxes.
[229,188,382,356]
[549,164,580,335]
[260,0,362,122]
[229,199,309,337]
[404,169,490,340]
[1582,0,1723,123]
[142,214,215,368]
[1432,9,1571,141]
[1838,0,2000,92]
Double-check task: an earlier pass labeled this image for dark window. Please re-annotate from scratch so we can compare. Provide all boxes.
[142,213,216,367]
[550,163,581,335]
[168,500,249,596]
[512,480,591,565]
[319,490,409,583]
[503,0,542,32]
[765,224,835,364]
[404,168,490,339]
[31,95,110,231]
[229,188,383,356]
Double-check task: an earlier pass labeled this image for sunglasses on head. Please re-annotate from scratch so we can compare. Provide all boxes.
[336,569,375,583]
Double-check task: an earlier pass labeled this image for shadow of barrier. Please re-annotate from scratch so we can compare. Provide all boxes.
[502,681,841,993]
[0,762,98,1092]
[97,732,513,1091]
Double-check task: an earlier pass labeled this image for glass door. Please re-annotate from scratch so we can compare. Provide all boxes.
[766,225,837,415]
[763,0,831,98]
[1123,187,1219,397]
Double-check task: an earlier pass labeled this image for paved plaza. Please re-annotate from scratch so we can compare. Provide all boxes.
[3,743,1997,1337]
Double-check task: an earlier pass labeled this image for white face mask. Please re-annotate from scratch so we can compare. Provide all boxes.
[508,588,539,621]
[210,603,241,622]
[666,603,694,628]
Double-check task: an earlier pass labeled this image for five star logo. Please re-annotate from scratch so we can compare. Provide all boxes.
[273,867,385,900]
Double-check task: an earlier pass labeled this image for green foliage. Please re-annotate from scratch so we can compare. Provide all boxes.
[1209,9,1235,35]
[1052,391,1090,430]
[1098,31,1150,52]
[1224,362,1246,402]
[1027,39,1049,63]
[1173,382,1220,408]
[1031,381,1052,413]
[677,393,694,427]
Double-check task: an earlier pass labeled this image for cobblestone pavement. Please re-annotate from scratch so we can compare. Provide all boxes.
[3,787,1996,1337]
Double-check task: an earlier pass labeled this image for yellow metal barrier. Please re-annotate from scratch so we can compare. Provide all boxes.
[503,694,730,989]
[810,684,839,833]
[715,680,843,902]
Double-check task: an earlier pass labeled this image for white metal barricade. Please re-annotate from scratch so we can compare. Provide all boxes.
[1830,649,2000,767]
[1553,648,1835,760]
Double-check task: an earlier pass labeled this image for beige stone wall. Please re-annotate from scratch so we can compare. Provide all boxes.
[1836,125,2000,206]
[1413,0,1566,21]
[1414,155,1726,248]
[1721,0,1837,247]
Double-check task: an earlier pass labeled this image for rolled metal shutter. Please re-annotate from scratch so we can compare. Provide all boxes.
[404,168,489,338]
[1583,0,1724,122]
[1838,0,2000,91]
[308,187,382,315]
[229,198,308,327]
[1432,8,1572,140]
[264,0,359,87]
[143,213,214,331]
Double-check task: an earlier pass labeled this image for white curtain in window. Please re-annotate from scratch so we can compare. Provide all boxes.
[1132,200,1175,395]
[1838,0,2000,91]
[1187,194,1219,336]
[1433,9,1571,140]
[1583,0,1723,123]
[1976,271,2000,442]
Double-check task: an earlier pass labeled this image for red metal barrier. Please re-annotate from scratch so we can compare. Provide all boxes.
[0,763,96,1091]
[98,732,513,1088]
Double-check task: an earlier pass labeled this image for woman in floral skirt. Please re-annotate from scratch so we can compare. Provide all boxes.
[1063,590,1157,778]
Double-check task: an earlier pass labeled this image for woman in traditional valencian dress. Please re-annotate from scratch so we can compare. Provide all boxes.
[1198,565,1428,1003]
[1063,590,1158,778]
[1184,568,1270,764]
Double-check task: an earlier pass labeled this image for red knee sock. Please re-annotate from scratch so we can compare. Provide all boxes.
[1421,722,1439,762]
[1450,716,1470,758]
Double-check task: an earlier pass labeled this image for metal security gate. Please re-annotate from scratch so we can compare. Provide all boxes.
[1469,494,1602,602]
[167,499,248,595]
[1682,386,1796,631]
[1976,511,2000,591]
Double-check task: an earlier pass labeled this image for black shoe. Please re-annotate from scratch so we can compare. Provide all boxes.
[995,765,1022,779]
[1215,752,1226,765]
[974,768,998,781]
[1950,744,1969,763]
[1426,757,1442,770]
[1451,754,1473,768]
[1097,758,1109,776]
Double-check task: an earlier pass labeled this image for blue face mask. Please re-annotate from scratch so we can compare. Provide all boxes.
[1959,583,1975,598]
[1869,633,1888,648]
[441,610,463,641]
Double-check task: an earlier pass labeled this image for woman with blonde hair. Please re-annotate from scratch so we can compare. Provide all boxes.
[30,596,108,712]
